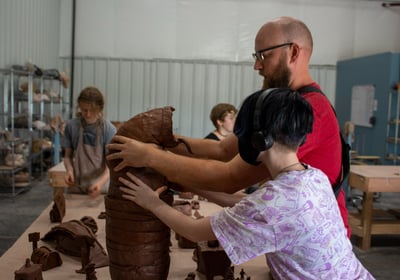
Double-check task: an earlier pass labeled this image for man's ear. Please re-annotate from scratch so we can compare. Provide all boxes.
[289,43,300,62]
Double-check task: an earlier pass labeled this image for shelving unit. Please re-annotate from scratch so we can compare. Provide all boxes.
[385,87,400,164]
[0,67,70,197]
[0,68,32,197]
[27,73,69,176]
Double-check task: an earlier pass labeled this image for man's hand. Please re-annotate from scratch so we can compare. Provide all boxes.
[106,135,159,171]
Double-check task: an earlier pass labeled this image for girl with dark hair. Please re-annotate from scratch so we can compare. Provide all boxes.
[118,89,373,279]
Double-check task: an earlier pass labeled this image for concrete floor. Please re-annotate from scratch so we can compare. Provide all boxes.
[347,188,400,280]
[0,176,400,279]
[0,175,53,255]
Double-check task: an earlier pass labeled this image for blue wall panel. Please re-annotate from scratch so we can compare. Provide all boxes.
[336,52,400,162]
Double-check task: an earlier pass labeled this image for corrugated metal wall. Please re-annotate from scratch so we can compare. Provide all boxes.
[60,57,336,138]
[0,0,60,69]
[0,0,337,138]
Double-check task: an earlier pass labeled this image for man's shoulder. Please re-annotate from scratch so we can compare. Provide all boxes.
[297,82,323,95]
[298,83,332,107]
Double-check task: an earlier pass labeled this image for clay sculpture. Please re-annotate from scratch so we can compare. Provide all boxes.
[42,219,109,269]
[106,106,191,280]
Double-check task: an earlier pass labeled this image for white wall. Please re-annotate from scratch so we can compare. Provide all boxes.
[60,56,336,138]
[1,1,399,137]
[59,0,400,65]
[0,0,60,68]
[56,0,400,137]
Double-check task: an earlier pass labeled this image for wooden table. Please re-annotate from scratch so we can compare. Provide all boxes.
[348,165,400,250]
[351,155,381,165]
[0,194,270,279]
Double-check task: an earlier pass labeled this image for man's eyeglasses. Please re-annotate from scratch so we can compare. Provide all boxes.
[252,42,293,61]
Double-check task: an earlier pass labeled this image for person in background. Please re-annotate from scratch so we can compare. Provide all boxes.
[62,86,116,198]
[118,89,374,280]
[205,103,237,141]
[106,16,350,237]
[205,103,259,194]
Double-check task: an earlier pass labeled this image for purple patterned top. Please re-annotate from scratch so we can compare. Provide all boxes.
[210,166,375,279]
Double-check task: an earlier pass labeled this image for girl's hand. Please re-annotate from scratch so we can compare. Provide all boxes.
[119,172,167,210]
[64,170,75,186]
[88,184,101,198]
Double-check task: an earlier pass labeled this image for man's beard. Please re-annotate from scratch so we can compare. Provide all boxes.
[262,57,291,89]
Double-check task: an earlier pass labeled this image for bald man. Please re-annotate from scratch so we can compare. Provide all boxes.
[107,16,350,237]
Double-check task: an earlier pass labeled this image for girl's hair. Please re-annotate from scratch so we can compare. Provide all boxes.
[259,89,314,149]
[209,103,237,128]
[76,86,105,118]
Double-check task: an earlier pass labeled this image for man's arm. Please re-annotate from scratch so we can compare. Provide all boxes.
[170,134,238,161]
[107,136,269,193]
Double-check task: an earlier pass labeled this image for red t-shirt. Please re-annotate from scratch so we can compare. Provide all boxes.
[297,83,341,186]
[298,82,350,237]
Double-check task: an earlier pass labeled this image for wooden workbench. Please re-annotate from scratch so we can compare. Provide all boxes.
[0,194,270,279]
[348,165,400,250]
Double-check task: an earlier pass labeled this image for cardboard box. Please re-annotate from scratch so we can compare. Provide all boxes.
[48,162,67,188]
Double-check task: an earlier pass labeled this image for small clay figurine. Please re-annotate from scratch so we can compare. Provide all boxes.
[28,232,40,251]
[224,266,235,280]
[191,200,200,210]
[29,232,62,271]
[238,268,251,280]
[85,263,97,280]
[207,240,219,248]
[14,258,43,280]
[49,191,65,223]
[179,192,194,199]
[97,211,106,219]
[193,210,204,219]
[76,236,95,274]
[196,240,231,280]
[185,271,196,280]
[80,216,98,234]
